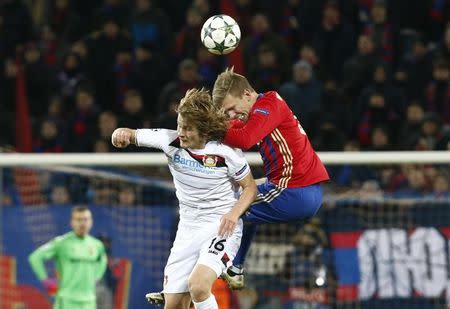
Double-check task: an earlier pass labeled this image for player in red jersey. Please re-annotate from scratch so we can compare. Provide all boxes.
[212,68,330,289]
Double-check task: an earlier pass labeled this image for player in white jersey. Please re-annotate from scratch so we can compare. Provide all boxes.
[111,88,257,309]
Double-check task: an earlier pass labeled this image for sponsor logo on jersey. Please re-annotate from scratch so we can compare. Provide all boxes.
[173,154,203,168]
[254,108,270,116]
[203,155,218,167]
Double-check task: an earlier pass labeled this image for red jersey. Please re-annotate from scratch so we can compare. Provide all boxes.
[224,91,330,188]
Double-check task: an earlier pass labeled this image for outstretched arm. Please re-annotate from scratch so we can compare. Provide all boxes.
[112,128,176,151]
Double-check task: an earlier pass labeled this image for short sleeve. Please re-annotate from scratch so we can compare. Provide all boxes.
[136,129,178,153]
[225,148,251,182]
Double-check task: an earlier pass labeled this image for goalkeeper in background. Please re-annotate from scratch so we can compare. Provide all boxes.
[29,206,107,309]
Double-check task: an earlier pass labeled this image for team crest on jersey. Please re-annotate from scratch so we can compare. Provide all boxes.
[203,155,218,167]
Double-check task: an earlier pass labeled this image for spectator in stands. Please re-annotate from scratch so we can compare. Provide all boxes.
[196,47,224,88]
[175,6,204,61]
[50,186,71,205]
[432,174,450,197]
[39,25,60,69]
[358,92,397,147]
[93,139,110,153]
[93,0,130,31]
[248,45,283,92]
[279,60,322,131]
[65,85,99,152]
[282,218,329,306]
[342,34,379,97]
[360,62,406,118]
[414,113,444,150]
[96,111,118,150]
[113,46,133,107]
[23,42,54,118]
[369,126,392,151]
[362,1,395,64]
[129,41,171,115]
[312,0,356,80]
[330,140,377,187]
[158,59,202,115]
[85,16,132,109]
[398,101,425,149]
[118,186,137,206]
[424,59,450,123]
[156,93,180,130]
[312,115,345,151]
[242,13,290,81]
[57,52,85,105]
[118,90,147,129]
[129,0,172,53]
[278,0,303,55]
[34,120,63,153]
[93,183,116,205]
[436,23,450,62]
[427,1,450,42]
[397,35,433,100]
[0,0,34,57]
[47,0,82,44]
[298,43,323,80]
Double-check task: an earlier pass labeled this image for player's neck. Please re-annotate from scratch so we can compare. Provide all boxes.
[73,231,88,238]
[187,142,206,150]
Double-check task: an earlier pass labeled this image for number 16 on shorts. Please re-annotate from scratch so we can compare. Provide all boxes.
[208,237,226,255]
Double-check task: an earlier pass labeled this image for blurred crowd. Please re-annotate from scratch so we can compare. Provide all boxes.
[1,0,450,154]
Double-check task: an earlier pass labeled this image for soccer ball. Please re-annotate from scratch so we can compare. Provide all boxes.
[200,15,241,55]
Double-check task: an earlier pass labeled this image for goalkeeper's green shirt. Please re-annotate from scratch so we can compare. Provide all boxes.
[28,232,107,302]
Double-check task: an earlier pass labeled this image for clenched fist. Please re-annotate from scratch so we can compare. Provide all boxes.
[111,128,136,148]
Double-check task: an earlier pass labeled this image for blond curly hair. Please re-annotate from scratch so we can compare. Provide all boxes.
[177,88,228,142]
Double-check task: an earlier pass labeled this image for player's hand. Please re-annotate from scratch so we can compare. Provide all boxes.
[111,128,135,148]
[219,210,239,238]
[42,278,58,296]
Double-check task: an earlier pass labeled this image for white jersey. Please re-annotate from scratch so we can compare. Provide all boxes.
[136,129,250,215]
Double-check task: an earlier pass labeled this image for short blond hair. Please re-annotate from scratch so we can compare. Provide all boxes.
[177,88,228,141]
[212,67,254,106]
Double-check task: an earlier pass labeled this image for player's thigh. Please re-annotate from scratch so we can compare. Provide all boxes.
[163,224,201,293]
[197,219,242,277]
[164,292,191,309]
[244,183,323,223]
[188,264,217,291]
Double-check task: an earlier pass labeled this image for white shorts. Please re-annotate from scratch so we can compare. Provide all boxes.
[162,209,242,293]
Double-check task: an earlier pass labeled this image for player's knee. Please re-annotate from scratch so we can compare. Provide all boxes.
[188,276,210,302]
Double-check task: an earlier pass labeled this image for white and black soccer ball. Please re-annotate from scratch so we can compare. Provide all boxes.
[200,14,241,55]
